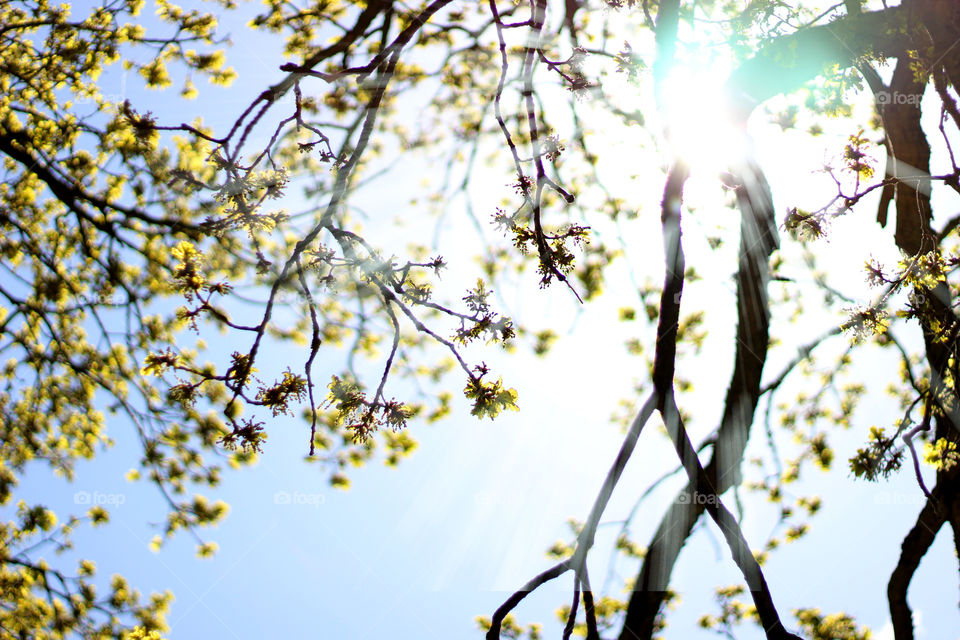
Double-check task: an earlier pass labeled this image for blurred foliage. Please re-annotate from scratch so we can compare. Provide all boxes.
[2,0,960,638]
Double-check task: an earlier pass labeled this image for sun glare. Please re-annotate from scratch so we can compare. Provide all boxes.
[660,65,747,177]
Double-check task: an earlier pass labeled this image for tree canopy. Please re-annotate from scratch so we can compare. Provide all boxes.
[1,0,959,638]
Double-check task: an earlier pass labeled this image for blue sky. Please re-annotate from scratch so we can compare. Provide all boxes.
[7,1,960,638]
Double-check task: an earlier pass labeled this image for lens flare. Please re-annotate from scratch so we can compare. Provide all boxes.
[660,65,747,176]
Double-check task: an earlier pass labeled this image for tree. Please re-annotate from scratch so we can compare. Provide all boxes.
[1,0,958,638]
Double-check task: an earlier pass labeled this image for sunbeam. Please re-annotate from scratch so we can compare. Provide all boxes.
[661,64,748,176]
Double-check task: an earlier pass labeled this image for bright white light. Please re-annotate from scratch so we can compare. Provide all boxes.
[660,64,747,176]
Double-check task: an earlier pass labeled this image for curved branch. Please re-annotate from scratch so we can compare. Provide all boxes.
[485,560,571,640]
[660,393,801,640]
[639,140,794,638]
[888,480,948,640]
[621,155,779,639]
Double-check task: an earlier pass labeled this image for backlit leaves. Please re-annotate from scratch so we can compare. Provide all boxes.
[3,0,958,638]
[849,426,902,480]
[257,369,307,417]
[843,129,875,179]
[923,438,960,472]
[464,365,519,420]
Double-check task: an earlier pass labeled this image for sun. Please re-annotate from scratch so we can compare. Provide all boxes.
[659,64,748,178]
